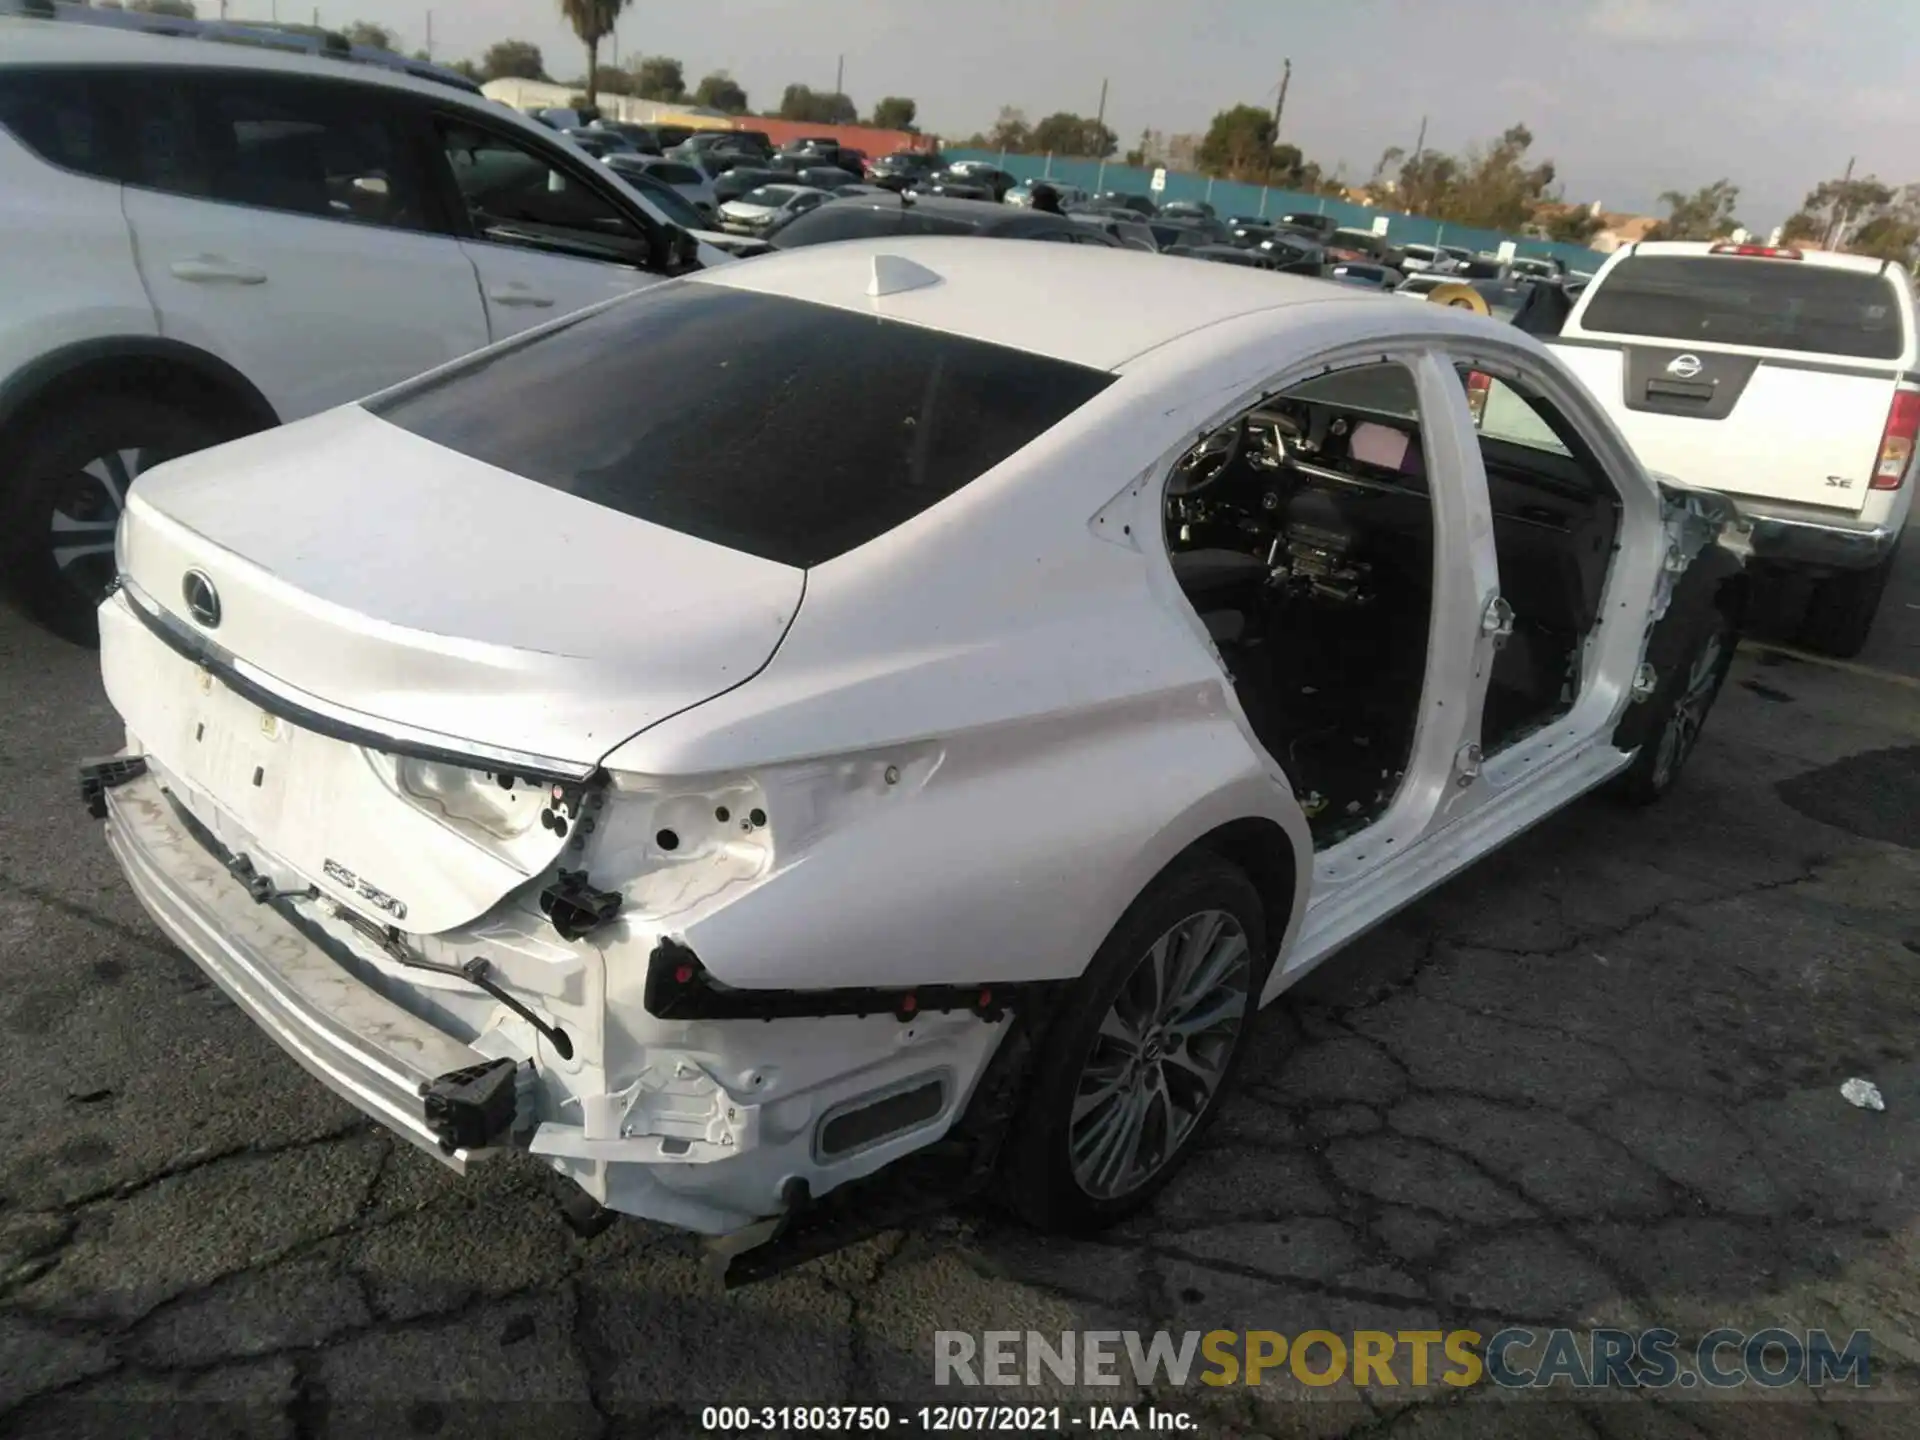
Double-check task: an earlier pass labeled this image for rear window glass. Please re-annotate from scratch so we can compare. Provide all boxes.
[1580,255,1906,360]
[367,284,1113,568]
[0,69,124,181]
[774,205,971,248]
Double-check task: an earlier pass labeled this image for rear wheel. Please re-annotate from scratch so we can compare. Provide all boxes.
[1799,547,1898,659]
[1616,607,1737,805]
[1000,852,1269,1232]
[3,397,226,646]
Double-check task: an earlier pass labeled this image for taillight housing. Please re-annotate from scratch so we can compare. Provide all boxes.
[1465,369,1492,426]
[1873,389,1920,489]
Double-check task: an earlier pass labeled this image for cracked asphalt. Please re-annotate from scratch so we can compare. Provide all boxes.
[4,538,1920,1439]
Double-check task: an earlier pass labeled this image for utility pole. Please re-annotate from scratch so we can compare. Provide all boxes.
[1826,155,1857,249]
[835,54,844,97]
[425,10,432,60]
[1262,59,1291,192]
[1094,77,1110,192]
[1411,114,1427,165]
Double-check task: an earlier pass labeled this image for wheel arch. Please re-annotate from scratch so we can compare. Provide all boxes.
[0,337,280,469]
[1114,794,1310,978]
[1612,543,1747,756]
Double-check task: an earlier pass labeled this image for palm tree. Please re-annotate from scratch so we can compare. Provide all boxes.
[559,0,629,109]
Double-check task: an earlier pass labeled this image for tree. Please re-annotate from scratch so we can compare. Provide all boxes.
[1780,173,1920,262]
[480,40,548,82]
[778,84,857,125]
[1197,104,1277,182]
[1124,128,1167,169]
[694,72,749,114]
[591,65,638,97]
[870,96,917,131]
[1543,206,1605,244]
[635,56,686,102]
[96,1,124,8]
[1366,123,1564,230]
[1193,104,1323,189]
[344,20,395,50]
[1644,179,1741,242]
[129,0,196,14]
[1030,112,1117,159]
[558,0,630,108]
[448,58,483,82]
[986,106,1031,153]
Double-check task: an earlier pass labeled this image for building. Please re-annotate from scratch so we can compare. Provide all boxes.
[1590,211,1662,252]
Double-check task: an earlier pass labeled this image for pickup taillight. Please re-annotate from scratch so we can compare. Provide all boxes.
[1872,389,1920,489]
[1465,369,1492,425]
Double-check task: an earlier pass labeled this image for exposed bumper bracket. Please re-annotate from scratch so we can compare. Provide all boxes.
[421,1058,522,1154]
[78,754,148,820]
[539,869,623,942]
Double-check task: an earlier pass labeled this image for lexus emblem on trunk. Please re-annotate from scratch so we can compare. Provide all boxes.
[1666,353,1704,379]
[182,570,221,629]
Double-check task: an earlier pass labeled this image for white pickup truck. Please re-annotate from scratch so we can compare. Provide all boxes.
[1539,240,1916,656]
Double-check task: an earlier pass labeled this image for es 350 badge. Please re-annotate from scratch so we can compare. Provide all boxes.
[323,859,408,921]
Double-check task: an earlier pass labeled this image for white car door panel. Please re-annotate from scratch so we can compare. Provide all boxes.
[120,73,489,423]
[126,188,490,421]
[458,241,659,341]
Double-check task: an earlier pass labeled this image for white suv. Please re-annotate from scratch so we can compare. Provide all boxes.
[0,13,716,641]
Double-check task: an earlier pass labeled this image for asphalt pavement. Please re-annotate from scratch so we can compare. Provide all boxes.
[3,530,1920,1438]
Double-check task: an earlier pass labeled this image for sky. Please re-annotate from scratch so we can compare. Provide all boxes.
[297,0,1919,225]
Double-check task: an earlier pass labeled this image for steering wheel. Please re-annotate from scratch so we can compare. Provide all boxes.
[1169,417,1248,496]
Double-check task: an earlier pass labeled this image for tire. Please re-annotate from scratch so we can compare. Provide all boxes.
[1615,605,1738,805]
[1799,547,1898,659]
[999,851,1271,1233]
[1,397,227,646]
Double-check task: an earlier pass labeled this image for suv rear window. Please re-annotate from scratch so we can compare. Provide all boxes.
[1579,255,1906,360]
[367,283,1114,568]
[773,205,973,248]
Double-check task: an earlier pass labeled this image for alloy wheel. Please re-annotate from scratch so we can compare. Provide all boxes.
[1651,628,1728,790]
[48,449,142,605]
[1068,908,1252,1200]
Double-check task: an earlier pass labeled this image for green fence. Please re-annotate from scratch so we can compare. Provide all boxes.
[946,149,1608,272]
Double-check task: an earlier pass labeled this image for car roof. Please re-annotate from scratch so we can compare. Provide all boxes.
[0,15,476,103]
[1622,239,1894,275]
[691,235,1421,370]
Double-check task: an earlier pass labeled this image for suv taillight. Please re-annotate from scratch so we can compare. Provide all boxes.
[1873,389,1920,489]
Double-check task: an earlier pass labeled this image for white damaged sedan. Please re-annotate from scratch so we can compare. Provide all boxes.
[86,239,1744,1278]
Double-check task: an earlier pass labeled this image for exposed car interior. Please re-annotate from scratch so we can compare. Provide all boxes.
[1461,370,1623,751]
[1163,361,1620,848]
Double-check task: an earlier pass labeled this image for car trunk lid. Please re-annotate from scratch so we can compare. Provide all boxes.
[117,404,804,772]
[106,404,803,931]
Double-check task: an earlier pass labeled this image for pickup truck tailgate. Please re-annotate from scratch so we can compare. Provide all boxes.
[1556,247,1915,515]
[1553,340,1899,514]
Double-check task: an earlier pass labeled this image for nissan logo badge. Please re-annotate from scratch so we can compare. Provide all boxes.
[182,569,221,629]
[1665,353,1704,380]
